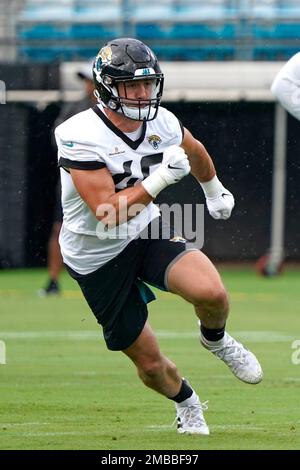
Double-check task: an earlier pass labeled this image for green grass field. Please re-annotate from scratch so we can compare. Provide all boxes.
[0,267,299,450]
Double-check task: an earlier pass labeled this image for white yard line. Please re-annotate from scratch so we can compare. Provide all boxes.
[6,431,101,437]
[0,330,296,342]
[0,422,50,427]
[146,424,263,431]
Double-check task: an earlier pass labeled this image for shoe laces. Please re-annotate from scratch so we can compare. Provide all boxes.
[214,336,248,366]
[172,400,209,429]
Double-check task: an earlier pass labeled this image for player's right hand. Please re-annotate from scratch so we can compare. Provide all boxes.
[141,145,190,198]
[160,145,191,185]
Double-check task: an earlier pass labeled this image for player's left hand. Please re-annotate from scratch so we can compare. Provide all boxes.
[200,175,235,220]
[205,188,235,220]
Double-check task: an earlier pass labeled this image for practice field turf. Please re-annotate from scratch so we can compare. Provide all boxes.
[0,267,299,450]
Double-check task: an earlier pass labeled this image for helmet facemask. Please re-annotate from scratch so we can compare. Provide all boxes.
[112,75,163,121]
[95,73,163,121]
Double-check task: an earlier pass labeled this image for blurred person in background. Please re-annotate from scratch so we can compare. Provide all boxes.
[271,52,300,120]
[39,63,97,296]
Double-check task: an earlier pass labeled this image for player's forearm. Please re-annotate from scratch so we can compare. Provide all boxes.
[187,139,216,183]
[96,184,153,226]
[181,128,216,183]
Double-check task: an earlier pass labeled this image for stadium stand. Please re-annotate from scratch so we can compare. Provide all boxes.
[250,1,300,60]
[11,0,300,61]
[0,0,25,61]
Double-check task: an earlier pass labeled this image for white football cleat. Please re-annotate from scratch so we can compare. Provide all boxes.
[200,331,263,384]
[174,397,209,435]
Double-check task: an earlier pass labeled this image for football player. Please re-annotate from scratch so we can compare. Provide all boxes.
[271,51,300,120]
[55,38,263,435]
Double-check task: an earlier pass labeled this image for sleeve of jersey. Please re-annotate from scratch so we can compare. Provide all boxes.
[164,109,184,145]
[57,139,106,171]
[271,52,300,121]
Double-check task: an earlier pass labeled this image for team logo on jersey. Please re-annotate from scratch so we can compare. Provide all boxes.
[170,236,187,244]
[147,135,162,150]
[62,141,74,148]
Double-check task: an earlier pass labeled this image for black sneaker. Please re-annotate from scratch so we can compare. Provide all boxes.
[38,280,60,297]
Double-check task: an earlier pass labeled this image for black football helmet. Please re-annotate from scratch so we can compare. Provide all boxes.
[93,38,164,121]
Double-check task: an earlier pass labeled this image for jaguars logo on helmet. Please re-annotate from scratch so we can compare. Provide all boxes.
[93,46,112,83]
[99,46,112,65]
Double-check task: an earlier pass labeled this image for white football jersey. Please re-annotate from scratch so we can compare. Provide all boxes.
[271,52,300,121]
[55,104,183,274]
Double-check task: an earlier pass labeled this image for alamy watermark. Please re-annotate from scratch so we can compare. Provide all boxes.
[95,198,204,249]
[0,340,6,365]
[0,80,6,104]
[291,339,300,365]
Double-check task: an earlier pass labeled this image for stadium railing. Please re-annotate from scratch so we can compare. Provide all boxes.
[13,0,300,62]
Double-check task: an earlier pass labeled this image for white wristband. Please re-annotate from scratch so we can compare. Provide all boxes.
[200,175,223,198]
[141,171,168,198]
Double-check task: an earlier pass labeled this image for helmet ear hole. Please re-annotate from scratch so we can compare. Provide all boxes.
[99,83,112,104]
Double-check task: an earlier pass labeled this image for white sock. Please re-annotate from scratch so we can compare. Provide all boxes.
[177,391,199,408]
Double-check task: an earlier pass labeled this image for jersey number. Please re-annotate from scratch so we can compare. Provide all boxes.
[112,153,163,189]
